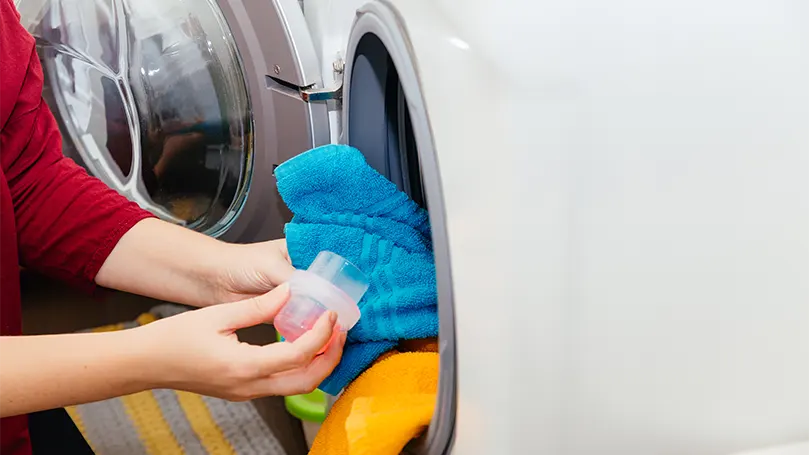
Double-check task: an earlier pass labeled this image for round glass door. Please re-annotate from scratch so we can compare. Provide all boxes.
[18,0,254,236]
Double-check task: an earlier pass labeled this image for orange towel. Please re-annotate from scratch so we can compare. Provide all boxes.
[309,346,438,455]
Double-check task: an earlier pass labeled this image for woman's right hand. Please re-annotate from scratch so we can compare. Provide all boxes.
[134,283,345,400]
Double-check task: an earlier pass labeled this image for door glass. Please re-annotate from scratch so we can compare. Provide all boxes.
[18,0,253,235]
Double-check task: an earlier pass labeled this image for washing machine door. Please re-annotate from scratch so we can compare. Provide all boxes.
[338,2,457,452]
[16,0,330,242]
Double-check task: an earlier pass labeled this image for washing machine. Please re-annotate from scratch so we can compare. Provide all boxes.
[18,0,457,452]
[17,0,809,454]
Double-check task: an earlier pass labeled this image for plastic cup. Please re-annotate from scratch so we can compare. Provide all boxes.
[273,251,369,344]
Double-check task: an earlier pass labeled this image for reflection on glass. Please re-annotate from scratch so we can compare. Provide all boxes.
[20,0,253,234]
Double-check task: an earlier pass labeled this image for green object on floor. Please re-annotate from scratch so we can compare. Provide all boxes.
[277,331,328,423]
[285,390,328,423]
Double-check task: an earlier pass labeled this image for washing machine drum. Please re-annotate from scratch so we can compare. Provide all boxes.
[19,0,253,236]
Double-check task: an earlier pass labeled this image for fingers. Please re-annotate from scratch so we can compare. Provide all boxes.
[274,263,295,283]
[275,263,295,284]
[214,283,290,330]
[267,239,294,282]
[249,330,346,397]
[257,311,338,374]
[206,326,345,401]
[290,311,338,357]
[192,306,343,401]
[274,238,290,262]
[276,330,347,395]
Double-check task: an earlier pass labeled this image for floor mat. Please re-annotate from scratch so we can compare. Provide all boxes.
[65,304,288,455]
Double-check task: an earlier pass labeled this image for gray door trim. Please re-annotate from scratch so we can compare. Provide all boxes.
[215,0,330,242]
[342,2,457,453]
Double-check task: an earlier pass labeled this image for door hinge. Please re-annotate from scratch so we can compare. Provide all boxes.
[299,78,343,102]
[299,57,344,102]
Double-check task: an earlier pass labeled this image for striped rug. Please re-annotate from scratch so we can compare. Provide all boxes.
[65,304,287,455]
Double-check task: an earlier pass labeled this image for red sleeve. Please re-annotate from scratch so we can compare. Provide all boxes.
[1,0,155,292]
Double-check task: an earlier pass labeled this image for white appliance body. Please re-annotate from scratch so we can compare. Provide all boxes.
[422,1,809,454]
[19,0,809,453]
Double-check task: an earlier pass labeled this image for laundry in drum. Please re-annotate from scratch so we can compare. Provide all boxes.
[275,144,438,395]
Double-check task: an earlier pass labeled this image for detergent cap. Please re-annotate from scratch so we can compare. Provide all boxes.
[305,251,369,306]
[273,251,369,343]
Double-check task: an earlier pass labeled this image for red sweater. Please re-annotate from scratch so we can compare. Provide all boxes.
[1,1,154,453]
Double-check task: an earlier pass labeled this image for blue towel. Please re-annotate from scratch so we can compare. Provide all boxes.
[275,144,438,395]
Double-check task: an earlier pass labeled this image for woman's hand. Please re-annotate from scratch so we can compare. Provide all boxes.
[97,219,297,308]
[139,283,345,400]
[213,239,297,303]
[0,284,343,417]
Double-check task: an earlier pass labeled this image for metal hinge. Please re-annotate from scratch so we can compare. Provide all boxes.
[299,79,343,102]
[299,57,345,103]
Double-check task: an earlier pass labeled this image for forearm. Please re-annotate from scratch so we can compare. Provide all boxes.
[95,218,230,307]
[0,330,154,417]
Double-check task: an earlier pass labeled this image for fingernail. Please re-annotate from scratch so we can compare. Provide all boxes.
[328,311,337,324]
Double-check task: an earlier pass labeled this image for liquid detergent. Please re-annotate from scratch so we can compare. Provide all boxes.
[274,251,368,344]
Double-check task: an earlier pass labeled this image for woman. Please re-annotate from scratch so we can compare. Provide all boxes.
[0,1,344,453]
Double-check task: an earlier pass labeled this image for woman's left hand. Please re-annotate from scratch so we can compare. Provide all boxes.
[214,239,297,303]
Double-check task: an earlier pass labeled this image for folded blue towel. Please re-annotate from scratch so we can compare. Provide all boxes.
[275,144,438,395]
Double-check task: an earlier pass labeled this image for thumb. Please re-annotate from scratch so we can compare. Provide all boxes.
[216,283,290,330]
